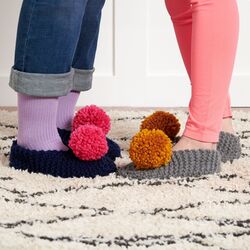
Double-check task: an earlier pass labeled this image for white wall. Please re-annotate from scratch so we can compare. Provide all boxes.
[0,0,249,107]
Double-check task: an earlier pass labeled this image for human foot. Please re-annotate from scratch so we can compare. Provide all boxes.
[173,136,217,151]
[221,117,236,135]
[56,91,80,131]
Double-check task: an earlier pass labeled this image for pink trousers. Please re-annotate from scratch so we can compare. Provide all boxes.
[165,0,239,142]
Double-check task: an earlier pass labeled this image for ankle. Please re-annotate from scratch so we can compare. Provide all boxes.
[221,117,235,135]
[17,94,68,152]
[183,136,217,150]
[17,133,68,152]
[173,136,217,151]
[57,91,80,131]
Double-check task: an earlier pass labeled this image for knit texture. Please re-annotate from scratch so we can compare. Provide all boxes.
[118,149,221,180]
[57,91,80,131]
[72,105,111,134]
[217,131,241,163]
[0,109,249,249]
[69,125,108,160]
[58,128,121,161]
[17,93,68,151]
[9,141,117,178]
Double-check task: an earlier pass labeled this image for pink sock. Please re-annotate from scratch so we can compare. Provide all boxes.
[57,91,80,131]
[17,93,68,151]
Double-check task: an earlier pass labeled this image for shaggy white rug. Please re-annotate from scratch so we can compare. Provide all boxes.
[0,109,250,250]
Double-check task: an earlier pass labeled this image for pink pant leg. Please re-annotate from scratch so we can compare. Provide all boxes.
[165,0,192,79]
[165,0,232,119]
[165,0,239,142]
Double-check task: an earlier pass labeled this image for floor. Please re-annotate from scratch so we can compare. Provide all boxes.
[0,109,249,249]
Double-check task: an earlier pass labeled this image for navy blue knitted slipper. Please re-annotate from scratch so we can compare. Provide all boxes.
[58,128,121,161]
[9,141,117,178]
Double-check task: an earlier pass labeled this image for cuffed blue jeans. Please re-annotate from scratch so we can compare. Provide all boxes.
[9,0,105,97]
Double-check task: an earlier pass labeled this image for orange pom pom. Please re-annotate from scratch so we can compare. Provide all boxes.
[129,129,172,170]
[141,111,180,140]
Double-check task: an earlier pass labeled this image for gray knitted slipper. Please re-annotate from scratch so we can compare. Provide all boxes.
[118,149,221,180]
[217,131,241,163]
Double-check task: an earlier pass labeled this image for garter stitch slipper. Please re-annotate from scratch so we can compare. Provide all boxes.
[217,131,242,163]
[58,128,121,161]
[117,149,221,180]
[9,141,117,178]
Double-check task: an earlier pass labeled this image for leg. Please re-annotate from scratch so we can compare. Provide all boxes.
[221,96,236,135]
[165,0,235,131]
[10,0,88,151]
[166,0,239,146]
[12,0,88,87]
[9,0,117,178]
[165,0,192,78]
[57,0,106,131]
[72,0,105,91]
[186,0,239,143]
[56,0,121,161]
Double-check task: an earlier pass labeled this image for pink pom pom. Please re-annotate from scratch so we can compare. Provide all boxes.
[69,125,108,161]
[73,105,111,135]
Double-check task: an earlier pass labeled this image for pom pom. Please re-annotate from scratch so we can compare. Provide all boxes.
[73,105,111,135]
[141,111,180,140]
[129,129,172,170]
[69,125,108,161]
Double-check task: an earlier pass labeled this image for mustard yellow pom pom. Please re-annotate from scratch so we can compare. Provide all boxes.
[141,111,180,140]
[129,129,172,170]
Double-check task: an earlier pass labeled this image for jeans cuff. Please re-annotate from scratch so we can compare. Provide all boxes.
[9,68,74,97]
[72,68,94,92]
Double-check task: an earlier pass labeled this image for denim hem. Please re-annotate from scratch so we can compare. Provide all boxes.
[72,68,94,92]
[9,68,74,97]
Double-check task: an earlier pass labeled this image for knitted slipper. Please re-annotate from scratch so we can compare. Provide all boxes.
[58,128,121,161]
[117,149,221,180]
[217,131,241,163]
[9,141,117,178]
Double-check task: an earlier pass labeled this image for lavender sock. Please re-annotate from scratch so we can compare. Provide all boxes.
[57,91,80,131]
[17,93,68,151]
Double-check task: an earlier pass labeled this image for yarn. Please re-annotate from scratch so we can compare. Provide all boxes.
[10,141,116,178]
[129,129,172,170]
[141,111,180,140]
[72,105,110,134]
[119,149,221,180]
[69,125,108,161]
[58,128,121,161]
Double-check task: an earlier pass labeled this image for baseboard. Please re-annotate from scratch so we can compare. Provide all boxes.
[1,74,250,107]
